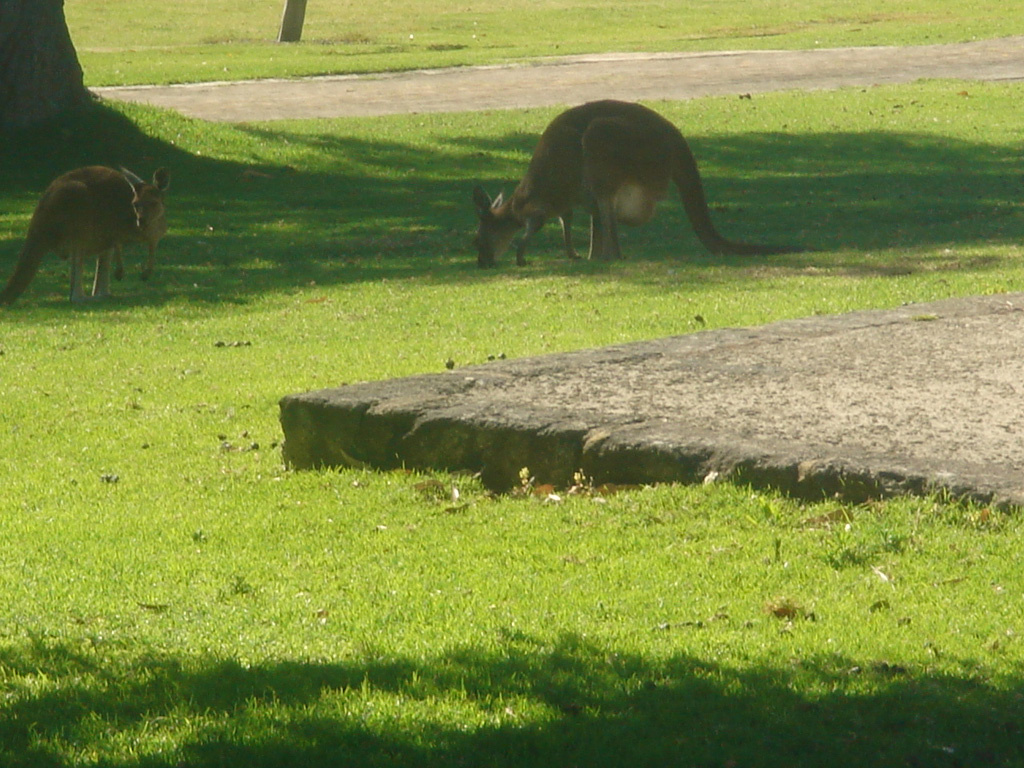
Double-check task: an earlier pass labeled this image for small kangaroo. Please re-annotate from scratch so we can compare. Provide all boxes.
[0,165,170,305]
[473,100,802,267]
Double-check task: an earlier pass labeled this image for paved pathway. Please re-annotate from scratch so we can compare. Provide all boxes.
[95,36,1024,121]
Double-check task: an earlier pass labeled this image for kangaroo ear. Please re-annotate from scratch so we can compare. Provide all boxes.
[119,166,145,188]
[152,168,170,191]
[472,186,492,217]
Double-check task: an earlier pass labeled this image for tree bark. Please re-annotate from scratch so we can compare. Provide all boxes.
[278,0,309,43]
[0,0,90,130]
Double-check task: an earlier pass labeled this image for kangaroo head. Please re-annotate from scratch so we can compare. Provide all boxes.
[122,167,170,280]
[472,186,521,268]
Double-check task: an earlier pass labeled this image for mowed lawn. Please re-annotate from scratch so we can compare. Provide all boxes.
[66,0,1024,85]
[2,5,1024,766]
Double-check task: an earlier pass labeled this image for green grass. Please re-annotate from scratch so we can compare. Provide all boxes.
[4,486,1024,766]
[67,0,1024,86]
[3,79,1024,765]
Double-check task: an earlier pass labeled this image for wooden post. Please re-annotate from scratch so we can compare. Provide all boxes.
[277,0,308,43]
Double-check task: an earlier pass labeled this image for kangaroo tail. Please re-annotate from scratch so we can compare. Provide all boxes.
[673,136,804,257]
[0,238,46,306]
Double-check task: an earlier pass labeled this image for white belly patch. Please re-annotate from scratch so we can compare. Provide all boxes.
[614,183,657,225]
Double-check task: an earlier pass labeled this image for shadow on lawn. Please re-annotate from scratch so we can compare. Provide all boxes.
[1,632,1022,767]
[2,102,1024,307]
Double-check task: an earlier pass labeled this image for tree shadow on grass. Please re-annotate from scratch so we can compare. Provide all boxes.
[158,123,1024,302]
[2,102,1024,308]
[0,632,1021,767]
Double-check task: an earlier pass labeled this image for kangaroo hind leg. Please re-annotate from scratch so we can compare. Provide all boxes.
[587,196,621,261]
[582,116,671,260]
[69,251,90,303]
[113,245,125,281]
[581,120,629,261]
[92,248,117,298]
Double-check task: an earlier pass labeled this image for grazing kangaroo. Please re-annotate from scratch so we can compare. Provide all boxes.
[473,100,801,267]
[0,166,170,305]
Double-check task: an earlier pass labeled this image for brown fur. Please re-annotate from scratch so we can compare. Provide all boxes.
[473,100,804,267]
[0,166,170,305]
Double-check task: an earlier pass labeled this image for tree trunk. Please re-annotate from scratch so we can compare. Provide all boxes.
[278,0,309,43]
[0,0,90,131]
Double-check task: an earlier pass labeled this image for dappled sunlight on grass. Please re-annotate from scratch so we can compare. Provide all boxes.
[2,630,1022,766]
[4,79,1024,767]
[4,85,1024,311]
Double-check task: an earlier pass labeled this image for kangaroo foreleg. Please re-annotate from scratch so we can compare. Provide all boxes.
[558,211,581,260]
[515,215,546,266]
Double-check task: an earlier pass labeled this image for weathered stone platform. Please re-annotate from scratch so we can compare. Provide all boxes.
[280,293,1024,507]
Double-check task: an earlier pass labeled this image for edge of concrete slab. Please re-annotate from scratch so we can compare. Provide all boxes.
[279,293,1024,508]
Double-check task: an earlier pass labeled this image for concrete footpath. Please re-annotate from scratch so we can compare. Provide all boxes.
[95,36,1024,121]
[280,294,1024,508]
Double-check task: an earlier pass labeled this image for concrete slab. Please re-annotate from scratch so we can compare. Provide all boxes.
[280,293,1024,508]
